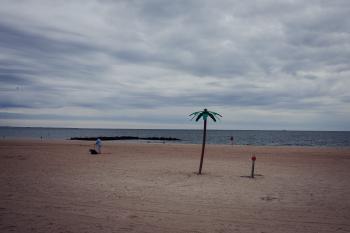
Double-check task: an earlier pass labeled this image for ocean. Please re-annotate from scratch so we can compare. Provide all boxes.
[1,127,350,147]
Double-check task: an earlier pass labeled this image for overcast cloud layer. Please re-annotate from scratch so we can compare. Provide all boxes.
[0,0,349,130]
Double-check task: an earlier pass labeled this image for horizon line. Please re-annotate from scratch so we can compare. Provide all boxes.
[1,126,349,132]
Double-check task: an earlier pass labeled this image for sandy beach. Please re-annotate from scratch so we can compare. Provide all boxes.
[1,139,350,233]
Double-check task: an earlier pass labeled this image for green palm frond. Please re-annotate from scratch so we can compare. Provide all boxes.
[195,112,204,122]
[190,108,222,122]
[189,111,201,117]
[189,111,202,120]
[207,112,217,122]
[209,111,223,117]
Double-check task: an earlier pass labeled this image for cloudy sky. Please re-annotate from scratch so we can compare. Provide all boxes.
[0,0,349,130]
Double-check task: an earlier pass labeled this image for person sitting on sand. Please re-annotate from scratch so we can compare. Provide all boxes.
[95,138,102,154]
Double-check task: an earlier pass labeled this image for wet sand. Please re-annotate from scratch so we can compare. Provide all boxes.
[1,139,350,233]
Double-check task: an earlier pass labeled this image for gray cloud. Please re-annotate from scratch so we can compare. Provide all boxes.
[0,0,349,130]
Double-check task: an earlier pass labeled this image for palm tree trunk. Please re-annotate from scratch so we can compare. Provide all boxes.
[198,119,207,174]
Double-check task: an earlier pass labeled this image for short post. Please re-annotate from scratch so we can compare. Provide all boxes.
[251,154,256,178]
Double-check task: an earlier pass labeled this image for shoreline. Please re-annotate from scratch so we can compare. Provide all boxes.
[1,138,350,150]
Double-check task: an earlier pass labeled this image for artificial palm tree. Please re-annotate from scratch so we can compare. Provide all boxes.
[189,108,222,174]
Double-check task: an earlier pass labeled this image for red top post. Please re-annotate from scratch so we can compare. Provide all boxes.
[251,155,256,161]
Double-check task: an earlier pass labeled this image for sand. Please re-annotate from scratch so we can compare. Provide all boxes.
[1,139,350,233]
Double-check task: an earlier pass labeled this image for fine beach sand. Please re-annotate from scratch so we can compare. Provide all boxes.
[1,139,350,233]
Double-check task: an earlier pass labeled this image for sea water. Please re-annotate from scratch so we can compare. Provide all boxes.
[1,127,350,147]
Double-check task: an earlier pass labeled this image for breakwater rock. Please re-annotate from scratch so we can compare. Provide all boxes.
[70,136,181,141]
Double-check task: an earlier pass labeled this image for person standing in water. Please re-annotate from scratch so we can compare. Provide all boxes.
[95,138,102,154]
